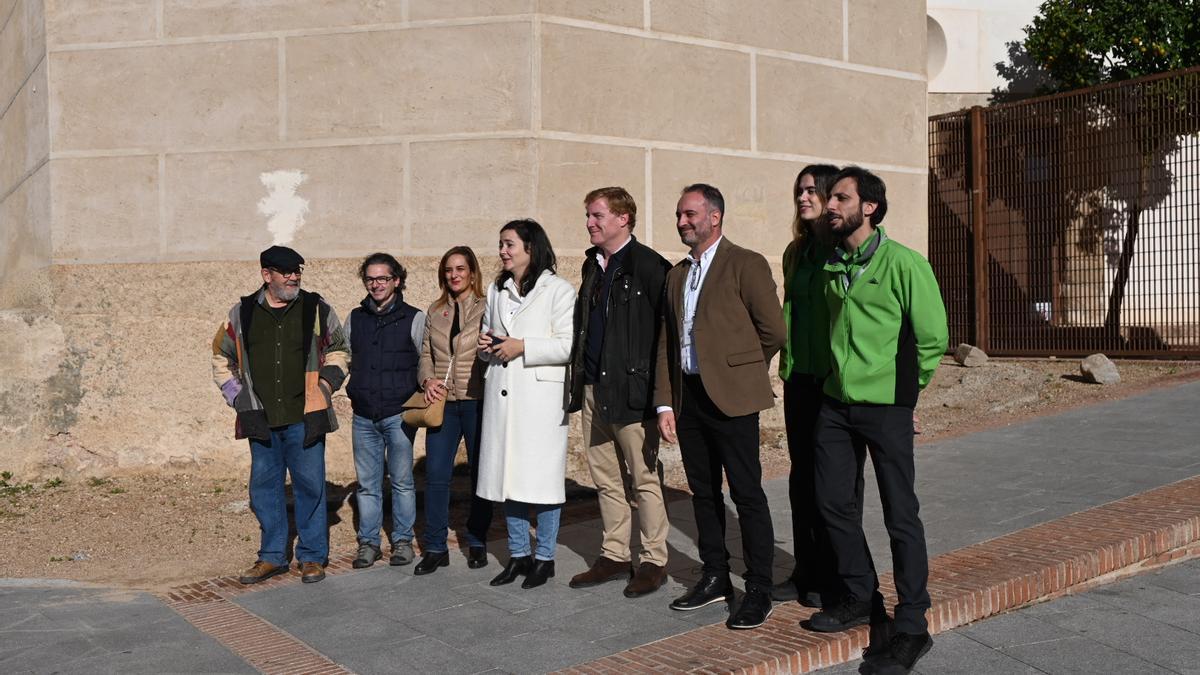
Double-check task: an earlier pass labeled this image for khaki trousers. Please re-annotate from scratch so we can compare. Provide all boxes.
[581,385,669,565]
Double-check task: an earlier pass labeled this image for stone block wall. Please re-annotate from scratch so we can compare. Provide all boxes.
[1,0,49,309]
[0,0,929,477]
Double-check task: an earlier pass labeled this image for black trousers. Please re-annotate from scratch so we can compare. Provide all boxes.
[677,375,774,591]
[813,397,930,634]
[783,375,863,600]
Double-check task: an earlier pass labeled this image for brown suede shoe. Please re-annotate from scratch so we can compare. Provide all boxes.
[238,560,288,585]
[568,556,631,588]
[300,561,326,584]
[623,562,668,598]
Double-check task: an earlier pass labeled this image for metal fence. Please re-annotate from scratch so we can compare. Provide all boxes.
[929,66,1200,357]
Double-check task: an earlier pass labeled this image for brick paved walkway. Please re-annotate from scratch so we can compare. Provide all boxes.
[3,380,1199,674]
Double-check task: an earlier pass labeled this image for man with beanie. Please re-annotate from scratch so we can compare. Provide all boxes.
[212,246,350,585]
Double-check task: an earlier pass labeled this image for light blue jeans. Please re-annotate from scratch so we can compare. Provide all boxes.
[352,413,417,547]
[504,500,563,561]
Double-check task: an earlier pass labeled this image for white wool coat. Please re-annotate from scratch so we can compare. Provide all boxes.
[476,271,577,504]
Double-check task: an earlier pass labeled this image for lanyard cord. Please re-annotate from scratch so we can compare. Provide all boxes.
[833,230,886,292]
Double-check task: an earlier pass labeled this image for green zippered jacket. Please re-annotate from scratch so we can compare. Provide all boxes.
[779,237,834,382]
[823,227,948,407]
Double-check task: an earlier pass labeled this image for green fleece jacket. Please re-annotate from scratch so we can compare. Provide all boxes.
[823,227,948,407]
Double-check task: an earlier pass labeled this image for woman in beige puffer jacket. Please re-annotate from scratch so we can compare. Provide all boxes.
[412,246,493,575]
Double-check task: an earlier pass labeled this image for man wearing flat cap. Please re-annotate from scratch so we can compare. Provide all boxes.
[212,245,350,584]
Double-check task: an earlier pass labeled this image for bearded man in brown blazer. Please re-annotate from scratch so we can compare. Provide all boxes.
[655,183,786,630]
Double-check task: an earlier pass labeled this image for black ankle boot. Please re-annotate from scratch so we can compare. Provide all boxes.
[490,555,532,586]
[467,546,488,569]
[521,559,555,589]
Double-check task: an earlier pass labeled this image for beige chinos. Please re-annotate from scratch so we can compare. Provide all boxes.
[581,385,669,566]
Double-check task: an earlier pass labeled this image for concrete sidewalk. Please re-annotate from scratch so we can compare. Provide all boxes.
[3,380,1199,674]
[822,557,1200,674]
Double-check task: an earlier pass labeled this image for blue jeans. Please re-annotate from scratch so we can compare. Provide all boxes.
[504,500,562,561]
[352,413,417,547]
[423,399,493,552]
[248,423,327,565]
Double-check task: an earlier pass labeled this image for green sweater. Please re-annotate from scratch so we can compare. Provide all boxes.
[779,237,833,382]
[823,227,948,407]
[247,299,306,427]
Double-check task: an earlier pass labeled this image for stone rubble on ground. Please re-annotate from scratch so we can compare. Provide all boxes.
[953,343,989,367]
[1081,353,1121,385]
[220,499,250,514]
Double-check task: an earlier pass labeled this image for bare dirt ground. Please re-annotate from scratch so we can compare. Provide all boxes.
[2,357,1197,590]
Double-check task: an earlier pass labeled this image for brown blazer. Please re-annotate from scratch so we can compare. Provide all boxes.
[653,236,786,418]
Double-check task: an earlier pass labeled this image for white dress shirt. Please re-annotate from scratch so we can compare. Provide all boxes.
[655,237,722,416]
[681,236,721,374]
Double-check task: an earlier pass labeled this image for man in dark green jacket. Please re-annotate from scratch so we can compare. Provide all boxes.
[808,167,948,674]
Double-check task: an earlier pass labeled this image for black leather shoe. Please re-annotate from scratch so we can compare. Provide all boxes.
[520,559,556,589]
[810,594,872,632]
[489,555,532,586]
[413,551,450,576]
[727,587,773,629]
[467,546,488,569]
[670,574,733,611]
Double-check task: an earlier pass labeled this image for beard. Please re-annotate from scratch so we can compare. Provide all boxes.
[271,280,300,302]
[829,207,865,241]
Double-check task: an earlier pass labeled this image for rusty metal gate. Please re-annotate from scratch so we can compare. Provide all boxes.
[929,67,1200,358]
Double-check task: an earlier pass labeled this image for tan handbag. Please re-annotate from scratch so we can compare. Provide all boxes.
[401,318,462,428]
[401,389,445,428]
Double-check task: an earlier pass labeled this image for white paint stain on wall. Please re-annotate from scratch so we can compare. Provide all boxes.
[257,170,310,245]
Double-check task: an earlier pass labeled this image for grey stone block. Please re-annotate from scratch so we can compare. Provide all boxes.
[1002,635,1174,674]
[958,612,1075,649]
[550,596,690,643]
[0,588,252,675]
[1047,592,1200,654]
[462,628,611,673]
[911,632,1042,674]
[346,635,494,675]
[403,600,542,644]
[1080,353,1120,384]
[953,343,989,367]
[1144,559,1200,596]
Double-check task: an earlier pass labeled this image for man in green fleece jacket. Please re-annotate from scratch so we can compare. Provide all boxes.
[808,167,947,673]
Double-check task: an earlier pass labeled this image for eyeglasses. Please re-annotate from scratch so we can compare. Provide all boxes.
[269,267,303,279]
[364,275,396,286]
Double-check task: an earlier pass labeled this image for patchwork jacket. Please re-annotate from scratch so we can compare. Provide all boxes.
[212,287,350,446]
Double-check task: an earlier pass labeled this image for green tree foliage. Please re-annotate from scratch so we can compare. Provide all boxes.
[1019,0,1200,94]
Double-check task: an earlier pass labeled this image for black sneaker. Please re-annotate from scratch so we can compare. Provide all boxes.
[726,587,773,629]
[887,631,932,672]
[670,574,733,611]
[809,594,872,632]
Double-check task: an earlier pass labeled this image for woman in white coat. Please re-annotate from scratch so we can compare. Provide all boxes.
[477,219,577,589]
